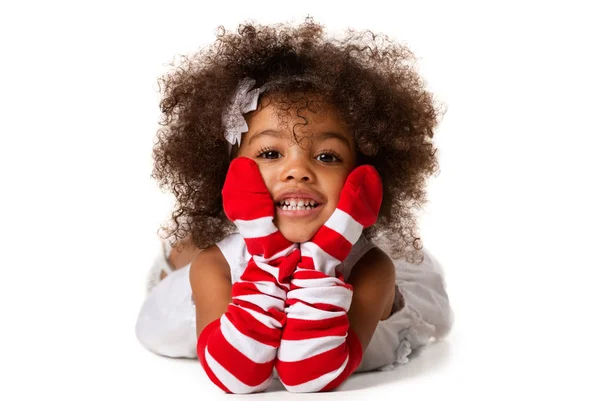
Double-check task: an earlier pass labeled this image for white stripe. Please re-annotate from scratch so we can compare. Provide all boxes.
[204,347,273,394]
[234,216,278,239]
[324,208,363,245]
[253,260,280,279]
[277,336,346,362]
[284,302,346,320]
[281,355,349,393]
[220,315,277,363]
[287,286,353,311]
[234,293,284,312]
[291,276,345,288]
[232,304,284,329]
[236,279,286,299]
[295,266,317,273]
[299,242,341,277]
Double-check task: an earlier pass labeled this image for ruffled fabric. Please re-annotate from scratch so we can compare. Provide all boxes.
[136,263,197,358]
[145,240,174,294]
[355,249,454,372]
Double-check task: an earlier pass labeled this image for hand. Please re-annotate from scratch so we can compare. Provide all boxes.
[299,164,383,276]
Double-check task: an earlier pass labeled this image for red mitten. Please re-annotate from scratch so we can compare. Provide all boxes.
[197,157,300,394]
[275,165,383,392]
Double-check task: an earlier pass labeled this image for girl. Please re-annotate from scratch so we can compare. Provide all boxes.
[136,18,454,393]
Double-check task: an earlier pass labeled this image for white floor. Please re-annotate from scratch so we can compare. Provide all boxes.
[126,325,456,400]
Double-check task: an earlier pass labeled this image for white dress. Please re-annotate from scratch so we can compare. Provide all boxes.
[135,233,454,372]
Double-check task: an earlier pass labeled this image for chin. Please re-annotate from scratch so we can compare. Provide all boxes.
[279,226,318,244]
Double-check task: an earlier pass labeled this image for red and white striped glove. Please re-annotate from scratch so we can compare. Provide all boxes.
[275,165,383,392]
[197,157,300,394]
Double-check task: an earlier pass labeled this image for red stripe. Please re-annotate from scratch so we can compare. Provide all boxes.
[335,165,382,227]
[271,249,301,282]
[310,225,352,262]
[285,298,347,313]
[230,280,267,297]
[275,342,349,387]
[238,260,276,282]
[281,314,349,340]
[206,328,275,386]
[234,297,284,317]
[221,157,275,222]
[231,283,284,313]
[197,319,232,393]
[296,256,316,271]
[244,231,292,258]
[224,307,282,348]
[227,196,274,221]
[275,328,364,391]
[231,275,286,298]
[197,318,278,391]
[320,328,364,391]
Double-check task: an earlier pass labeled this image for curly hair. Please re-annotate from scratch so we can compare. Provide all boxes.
[152,17,443,262]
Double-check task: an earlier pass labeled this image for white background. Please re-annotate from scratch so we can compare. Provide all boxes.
[1,0,599,399]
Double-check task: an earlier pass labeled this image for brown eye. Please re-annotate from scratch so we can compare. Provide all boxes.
[316,152,340,163]
[258,150,281,159]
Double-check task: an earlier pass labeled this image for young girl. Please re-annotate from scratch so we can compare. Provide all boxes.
[136,18,454,393]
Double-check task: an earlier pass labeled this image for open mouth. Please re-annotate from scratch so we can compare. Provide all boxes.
[277,198,320,211]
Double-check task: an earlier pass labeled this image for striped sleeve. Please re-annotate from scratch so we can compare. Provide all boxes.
[274,265,364,392]
[196,258,288,394]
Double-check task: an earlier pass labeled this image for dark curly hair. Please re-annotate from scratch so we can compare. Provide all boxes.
[152,17,443,262]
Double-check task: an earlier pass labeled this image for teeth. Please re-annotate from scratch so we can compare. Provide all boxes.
[279,198,317,207]
[279,197,319,209]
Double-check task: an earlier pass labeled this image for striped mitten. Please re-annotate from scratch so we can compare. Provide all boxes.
[275,165,383,392]
[197,157,300,394]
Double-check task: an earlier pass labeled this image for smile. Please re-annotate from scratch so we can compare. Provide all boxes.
[276,198,322,217]
[278,198,319,210]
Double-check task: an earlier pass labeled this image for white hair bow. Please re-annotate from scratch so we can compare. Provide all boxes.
[222,78,266,152]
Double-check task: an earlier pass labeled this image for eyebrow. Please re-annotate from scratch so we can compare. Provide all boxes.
[248,129,353,148]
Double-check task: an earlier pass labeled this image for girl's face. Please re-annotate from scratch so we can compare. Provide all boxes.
[237,95,357,243]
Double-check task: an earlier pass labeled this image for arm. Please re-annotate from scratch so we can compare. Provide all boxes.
[275,165,384,392]
[194,157,299,394]
[189,245,232,338]
[193,244,288,394]
[275,247,396,392]
[346,247,397,351]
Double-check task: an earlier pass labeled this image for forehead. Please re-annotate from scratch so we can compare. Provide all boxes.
[245,93,353,141]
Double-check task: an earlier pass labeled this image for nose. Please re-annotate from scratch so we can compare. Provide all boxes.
[279,155,315,183]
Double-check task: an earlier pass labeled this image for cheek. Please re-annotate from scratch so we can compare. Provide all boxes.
[325,173,350,207]
[255,164,277,196]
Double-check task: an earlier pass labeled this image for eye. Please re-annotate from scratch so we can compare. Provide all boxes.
[316,151,341,163]
[257,147,281,160]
